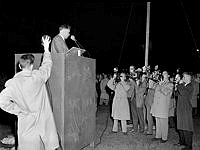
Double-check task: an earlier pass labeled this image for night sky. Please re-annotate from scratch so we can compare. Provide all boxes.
[0,1,200,78]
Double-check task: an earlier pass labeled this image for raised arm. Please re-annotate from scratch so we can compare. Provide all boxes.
[37,35,53,82]
[159,82,174,96]
[107,78,116,91]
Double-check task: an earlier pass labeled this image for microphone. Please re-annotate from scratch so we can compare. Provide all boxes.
[70,35,90,57]
[70,35,76,42]
[70,35,81,49]
[70,35,86,56]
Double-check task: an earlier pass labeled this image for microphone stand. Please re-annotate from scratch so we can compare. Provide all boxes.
[74,40,83,56]
[74,39,91,58]
[74,40,81,49]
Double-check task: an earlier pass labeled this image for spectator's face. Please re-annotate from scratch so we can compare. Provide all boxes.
[129,66,135,73]
[175,74,181,82]
[183,74,191,84]
[120,73,126,81]
[155,65,158,70]
[142,74,146,81]
[114,67,118,72]
[162,71,168,79]
[170,77,174,82]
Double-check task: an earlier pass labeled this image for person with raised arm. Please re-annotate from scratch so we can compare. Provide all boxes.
[0,35,59,150]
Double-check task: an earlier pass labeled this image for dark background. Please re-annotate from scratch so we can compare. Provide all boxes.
[0,1,200,78]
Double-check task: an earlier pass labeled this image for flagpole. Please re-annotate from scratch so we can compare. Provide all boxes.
[145,2,151,67]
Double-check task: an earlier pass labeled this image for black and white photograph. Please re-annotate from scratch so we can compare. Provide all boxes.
[0,1,200,150]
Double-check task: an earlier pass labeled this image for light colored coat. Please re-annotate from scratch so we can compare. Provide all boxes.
[0,52,59,150]
[107,79,130,120]
[150,80,173,118]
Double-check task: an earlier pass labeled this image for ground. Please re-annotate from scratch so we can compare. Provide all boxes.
[0,105,200,150]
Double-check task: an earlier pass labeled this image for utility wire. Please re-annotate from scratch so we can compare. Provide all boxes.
[179,0,198,50]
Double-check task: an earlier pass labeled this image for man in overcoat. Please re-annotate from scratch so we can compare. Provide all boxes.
[127,76,138,131]
[107,73,130,134]
[176,72,194,150]
[151,71,173,143]
[0,35,59,150]
[144,78,157,135]
[134,73,148,133]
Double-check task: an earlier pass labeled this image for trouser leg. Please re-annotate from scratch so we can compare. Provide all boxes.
[127,98,133,124]
[198,98,200,115]
[178,129,186,145]
[131,99,138,131]
[146,104,153,134]
[155,117,161,138]
[169,116,175,128]
[184,130,193,149]
[192,107,197,117]
[109,94,114,122]
[104,99,109,105]
[160,118,168,141]
[112,119,118,132]
[137,107,145,132]
[121,120,127,133]
[99,98,103,105]
[143,105,147,129]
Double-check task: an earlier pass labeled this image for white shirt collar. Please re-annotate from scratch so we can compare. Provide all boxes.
[184,82,190,86]
[59,34,65,40]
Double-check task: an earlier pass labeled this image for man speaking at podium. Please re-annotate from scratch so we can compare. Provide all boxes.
[51,24,71,53]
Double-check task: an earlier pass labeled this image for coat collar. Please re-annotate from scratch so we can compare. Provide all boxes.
[14,70,32,78]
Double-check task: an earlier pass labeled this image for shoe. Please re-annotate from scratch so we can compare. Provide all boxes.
[181,146,192,150]
[139,130,144,134]
[151,138,161,141]
[173,142,185,146]
[129,129,137,133]
[145,132,153,135]
[110,131,117,134]
[123,132,128,135]
[160,139,167,143]
[127,124,133,128]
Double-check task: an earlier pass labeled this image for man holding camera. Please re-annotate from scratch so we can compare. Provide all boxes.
[175,72,194,150]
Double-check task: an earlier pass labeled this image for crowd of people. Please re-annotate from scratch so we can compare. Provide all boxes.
[96,65,200,150]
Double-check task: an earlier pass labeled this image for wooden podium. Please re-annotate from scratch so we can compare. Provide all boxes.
[15,48,97,150]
